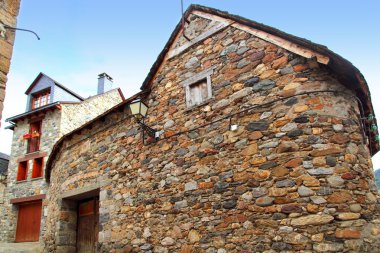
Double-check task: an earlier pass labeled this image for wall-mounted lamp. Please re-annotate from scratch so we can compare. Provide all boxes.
[129,100,159,144]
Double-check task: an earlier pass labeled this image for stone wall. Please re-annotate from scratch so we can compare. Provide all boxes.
[0,175,5,204]
[0,173,7,234]
[0,88,122,243]
[0,110,60,242]
[45,22,380,253]
[0,0,21,127]
[60,89,123,135]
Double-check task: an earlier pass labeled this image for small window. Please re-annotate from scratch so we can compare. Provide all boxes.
[181,66,215,109]
[28,121,42,153]
[17,161,28,181]
[31,89,50,109]
[188,79,209,107]
[31,157,43,178]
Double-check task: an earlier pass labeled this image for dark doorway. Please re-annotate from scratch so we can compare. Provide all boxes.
[15,201,42,242]
[76,197,99,253]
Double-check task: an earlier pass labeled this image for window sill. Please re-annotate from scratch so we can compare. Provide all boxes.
[15,180,27,184]
[31,177,43,181]
[26,150,41,155]
[185,97,215,112]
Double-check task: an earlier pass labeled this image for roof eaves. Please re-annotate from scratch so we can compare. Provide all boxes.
[0,152,10,160]
[5,102,61,123]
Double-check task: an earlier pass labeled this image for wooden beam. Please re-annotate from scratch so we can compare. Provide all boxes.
[168,21,230,59]
[10,194,46,204]
[191,10,330,65]
[231,23,330,65]
[192,10,233,23]
[17,151,48,163]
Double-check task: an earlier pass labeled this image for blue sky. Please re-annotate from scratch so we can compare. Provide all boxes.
[1,0,380,167]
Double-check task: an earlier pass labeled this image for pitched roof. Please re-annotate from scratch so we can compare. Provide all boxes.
[0,152,10,161]
[141,5,374,118]
[25,72,84,101]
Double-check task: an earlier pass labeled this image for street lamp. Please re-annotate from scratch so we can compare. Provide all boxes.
[129,100,148,120]
[129,100,158,144]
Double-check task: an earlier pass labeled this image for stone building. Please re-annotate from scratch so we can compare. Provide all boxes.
[0,152,9,251]
[0,152,9,206]
[0,152,9,176]
[0,0,21,127]
[43,5,380,253]
[0,72,124,247]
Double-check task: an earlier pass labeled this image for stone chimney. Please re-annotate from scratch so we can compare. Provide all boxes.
[97,73,113,94]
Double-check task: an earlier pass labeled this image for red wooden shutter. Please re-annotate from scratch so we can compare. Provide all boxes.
[17,161,28,181]
[31,157,43,178]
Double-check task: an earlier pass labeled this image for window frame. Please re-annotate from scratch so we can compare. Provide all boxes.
[31,157,44,179]
[27,120,42,154]
[17,161,28,181]
[31,89,51,110]
[181,66,215,108]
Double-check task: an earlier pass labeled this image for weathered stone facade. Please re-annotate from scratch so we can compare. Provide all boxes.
[0,174,6,205]
[0,88,123,243]
[60,89,124,134]
[0,0,21,127]
[44,6,380,253]
[0,153,9,236]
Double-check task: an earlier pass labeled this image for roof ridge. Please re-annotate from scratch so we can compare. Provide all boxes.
[25,72,84,101]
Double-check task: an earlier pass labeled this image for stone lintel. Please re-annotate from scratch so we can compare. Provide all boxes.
[10,194,46,204]
[17,151,48,162]
[60,180,111,200]
[180,66,216,87]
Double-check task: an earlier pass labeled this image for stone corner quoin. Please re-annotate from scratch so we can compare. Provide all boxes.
[25,5,380,253]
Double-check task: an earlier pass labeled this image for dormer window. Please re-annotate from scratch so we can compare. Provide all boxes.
[32,89,50,109]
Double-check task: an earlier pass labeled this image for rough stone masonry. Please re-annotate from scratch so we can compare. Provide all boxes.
[44,6,380,253]
[0,88,123,243]
[0,0,21,127]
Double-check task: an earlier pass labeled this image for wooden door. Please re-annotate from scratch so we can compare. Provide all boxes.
[77,198,99,253]
[15,201,42,242]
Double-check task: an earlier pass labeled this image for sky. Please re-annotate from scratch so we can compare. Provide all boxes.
[1,0,380,168]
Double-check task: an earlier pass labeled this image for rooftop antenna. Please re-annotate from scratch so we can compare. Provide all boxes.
[181,0,190,41]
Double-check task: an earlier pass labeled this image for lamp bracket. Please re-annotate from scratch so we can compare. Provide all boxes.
[138,121,157,139]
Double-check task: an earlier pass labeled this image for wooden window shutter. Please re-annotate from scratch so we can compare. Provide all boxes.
[17,161,28,181]
[189,79,208,107]
[31,157,43,178]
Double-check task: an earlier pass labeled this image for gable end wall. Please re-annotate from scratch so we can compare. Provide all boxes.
[45,17,380,253]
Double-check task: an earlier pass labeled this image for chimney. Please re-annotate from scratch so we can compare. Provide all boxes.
[97,73,113,94]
